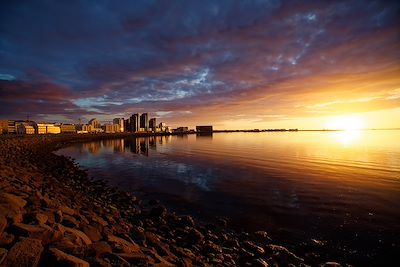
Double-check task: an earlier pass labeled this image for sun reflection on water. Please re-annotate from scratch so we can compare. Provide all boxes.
[329,130,362,146]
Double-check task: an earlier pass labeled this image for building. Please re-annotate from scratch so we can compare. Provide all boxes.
[113,118,124,132]
[126,113,140,132]
[149,118,157,131]
[0,120,7,134]
[36,124,61,134]
[196,126,213,133]
[60,124,76,133]
[16,123,35,134]
[174,127,189,133]
[103,123,120,133]
[140,113,148,131]
[88,118,100,128]
[7,120,16,134]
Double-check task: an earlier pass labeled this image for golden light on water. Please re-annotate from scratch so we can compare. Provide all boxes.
[330,130,362,145]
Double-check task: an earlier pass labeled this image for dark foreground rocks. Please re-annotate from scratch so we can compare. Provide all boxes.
[0,135,344,266]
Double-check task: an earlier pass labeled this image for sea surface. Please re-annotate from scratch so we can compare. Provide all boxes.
[57,130,400,266]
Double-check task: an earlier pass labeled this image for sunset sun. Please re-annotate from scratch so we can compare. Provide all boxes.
[326,116,364,131]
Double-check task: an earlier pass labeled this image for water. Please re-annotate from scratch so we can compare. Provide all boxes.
[57,130,400,265]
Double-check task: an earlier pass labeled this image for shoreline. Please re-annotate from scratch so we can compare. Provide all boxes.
[0,135,342,266]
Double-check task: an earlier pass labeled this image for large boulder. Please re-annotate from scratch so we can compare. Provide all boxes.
[4,238,43,267]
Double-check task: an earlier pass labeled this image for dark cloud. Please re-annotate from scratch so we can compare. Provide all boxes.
[0,0,399,126]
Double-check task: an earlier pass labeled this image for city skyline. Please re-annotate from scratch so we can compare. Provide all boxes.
[0,1,399,130]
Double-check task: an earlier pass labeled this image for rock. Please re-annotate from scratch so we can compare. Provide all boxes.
[252,258,269,267]
[244,240,265,255]
[107,234,141,254]
[0,248,7,265]
[64,226,92,245]
[0,232,14,246]
[48,247,89,267]
[60,205,75,216]
[217,218,228,228]
[254,231,270,240]
[116,253,153,265]
[150,205,167,219]
[35,213,48,225]
[82,225,101,242]
[4,238,43,267]
[187,228,204,244]
[0,214,7,234]
[178,215,195,227]
[87,241,112,257]
[204,241,223,254]
[12,222,52,236]
[266,244,304,265]
[320,262,342,267]
[0,192,27,208]
[62,214,79,227]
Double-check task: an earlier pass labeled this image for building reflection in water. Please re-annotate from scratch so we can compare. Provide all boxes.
[196,133,213,139]
[81,136,174,157]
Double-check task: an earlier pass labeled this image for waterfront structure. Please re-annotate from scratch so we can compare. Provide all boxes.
[60,124,77,133]
[113,118,124,132]
[36,124,61,134]
[196,126,213,133]
[140,113,148,131]
[149,118,157,131]
[0,120,7,134]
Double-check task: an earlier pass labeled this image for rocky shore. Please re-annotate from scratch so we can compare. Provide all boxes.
[0,135,342,267]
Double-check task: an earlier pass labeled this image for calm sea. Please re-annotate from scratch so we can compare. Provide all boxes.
[57,130,400,266]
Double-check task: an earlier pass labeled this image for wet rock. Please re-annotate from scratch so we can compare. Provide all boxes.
[4,238,43,267]
[47,247,89,267]
[82,225,102,242]
[107,234,141,254]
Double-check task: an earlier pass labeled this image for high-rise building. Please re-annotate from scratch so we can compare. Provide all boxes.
[128,113,140,132]
[113,118,124,132]
[140,113,148,131]
[149,118,157,131]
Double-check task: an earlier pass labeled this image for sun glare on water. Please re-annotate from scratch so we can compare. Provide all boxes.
[326,116,364,145]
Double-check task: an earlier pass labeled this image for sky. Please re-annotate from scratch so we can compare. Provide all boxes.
[0,0,399,129]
